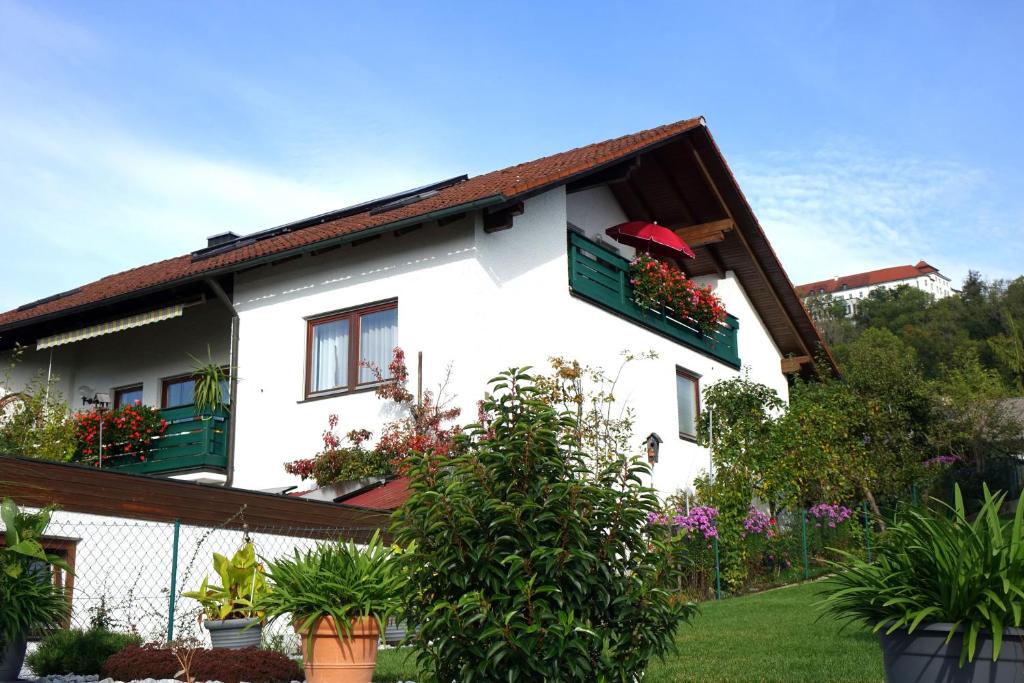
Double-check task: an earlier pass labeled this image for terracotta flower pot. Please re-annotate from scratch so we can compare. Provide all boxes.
[296,615,379,683]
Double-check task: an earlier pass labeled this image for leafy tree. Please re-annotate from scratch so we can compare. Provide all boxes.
[803,291,856,347]
[0,348,76,462]
[394,369,696,683]
[852,284,932,335]
[928,348,1022,469]
[989,310,1024,392]
[695,375,783,588]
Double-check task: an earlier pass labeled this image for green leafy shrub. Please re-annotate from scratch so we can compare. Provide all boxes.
[394,369,698,682]
[820,485,1024,665]
[0,499,70,649]
[101,644,302,683]
[26,628,141,675]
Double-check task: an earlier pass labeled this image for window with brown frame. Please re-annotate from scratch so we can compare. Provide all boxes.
[676,367,701,441]
[161,371,229,409]
[305,299,398,398]
[113,384,144,408]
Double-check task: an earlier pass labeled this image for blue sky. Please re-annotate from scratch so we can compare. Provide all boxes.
[1,0,1022,312]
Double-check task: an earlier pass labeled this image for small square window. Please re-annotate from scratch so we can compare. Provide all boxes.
[162,375,196,409]
[113,384,144,408]
[676,368,700,441]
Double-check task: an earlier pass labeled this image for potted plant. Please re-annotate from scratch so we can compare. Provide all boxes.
[0,499,71,681]
[189,347,230,418]
[820,485,1024,682]
[181,541,267,649]
[258,531,405,683]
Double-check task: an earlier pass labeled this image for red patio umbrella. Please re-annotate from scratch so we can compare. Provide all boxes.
[605,221,696,260]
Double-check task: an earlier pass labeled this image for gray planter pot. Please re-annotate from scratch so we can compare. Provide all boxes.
[0,638,27,683]
[204,617,263,649]
[383,617,407,646]
[879,623,1024,683]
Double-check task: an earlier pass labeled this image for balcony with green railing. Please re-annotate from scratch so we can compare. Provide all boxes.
[102,405,229,476]
[568,231,741,368]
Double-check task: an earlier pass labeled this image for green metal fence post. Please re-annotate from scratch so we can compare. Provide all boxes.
[911,484,919,508]
[862,501,872,563]
[167,518,181,642]
[713,535,722,600]
[801,508,810,581]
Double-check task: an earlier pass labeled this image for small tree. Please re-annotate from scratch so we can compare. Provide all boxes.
[0,348,76,462]
[534,352,655,475]
[928,348,1022,470]
[394,369,696,682]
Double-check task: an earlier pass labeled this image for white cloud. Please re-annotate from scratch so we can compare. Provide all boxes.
[733,143,1024,287]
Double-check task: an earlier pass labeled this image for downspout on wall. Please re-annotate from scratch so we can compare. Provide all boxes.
[205,278,239,488]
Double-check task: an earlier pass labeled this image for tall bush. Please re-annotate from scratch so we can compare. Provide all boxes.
[394,369,696,682]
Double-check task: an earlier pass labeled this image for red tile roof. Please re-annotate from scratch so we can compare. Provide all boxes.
[0,117,704,330]
[796,262,941,296]
[338,477,410,511]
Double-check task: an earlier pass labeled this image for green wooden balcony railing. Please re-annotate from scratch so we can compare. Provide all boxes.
[568,231,741,368]
[104,405,229,476]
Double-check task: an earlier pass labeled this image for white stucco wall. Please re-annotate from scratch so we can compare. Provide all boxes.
[3,183,791,498]
[231,186,788,497]
[2,302,231,411]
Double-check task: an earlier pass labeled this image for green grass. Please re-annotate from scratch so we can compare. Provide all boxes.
[371,581,884,682]
[373,646,420,682]
[646,581,884,683]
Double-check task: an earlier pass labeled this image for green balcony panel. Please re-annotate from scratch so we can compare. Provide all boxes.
[105,405,229,476]
[568,232,741,368]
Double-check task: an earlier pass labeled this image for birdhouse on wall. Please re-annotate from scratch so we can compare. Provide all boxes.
[645,432,663,465]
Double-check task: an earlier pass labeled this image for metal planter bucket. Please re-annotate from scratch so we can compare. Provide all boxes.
[0,638,27,683]
[879,623,1024,683]
[205,617,263,649]
[383,618,407,646]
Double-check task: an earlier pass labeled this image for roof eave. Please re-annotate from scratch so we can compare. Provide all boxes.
[0,194,506,337]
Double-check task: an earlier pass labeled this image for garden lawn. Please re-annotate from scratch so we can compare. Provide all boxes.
[646,580,884,683]
[371,581,884,683]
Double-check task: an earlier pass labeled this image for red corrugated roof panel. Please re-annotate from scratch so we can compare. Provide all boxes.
[339,477,410,511]
[796,263,936,295]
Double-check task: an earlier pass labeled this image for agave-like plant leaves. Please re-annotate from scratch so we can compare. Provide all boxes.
[257,531,408,660]
[820,484,1024,666]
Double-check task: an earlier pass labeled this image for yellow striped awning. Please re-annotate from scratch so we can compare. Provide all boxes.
[36,304,184,350]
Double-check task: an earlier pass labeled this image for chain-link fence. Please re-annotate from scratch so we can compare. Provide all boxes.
[4,506,380,655]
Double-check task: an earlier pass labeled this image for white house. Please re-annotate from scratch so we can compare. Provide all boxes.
[0,117,834,498]
[797,261,954,317]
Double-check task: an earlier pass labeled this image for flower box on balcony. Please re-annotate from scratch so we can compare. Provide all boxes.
[568,231,740,368]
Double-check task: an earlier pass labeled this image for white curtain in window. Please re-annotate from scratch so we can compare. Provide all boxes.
[677,374,697,437]
[359,308,397,383]
[312,319,349,391]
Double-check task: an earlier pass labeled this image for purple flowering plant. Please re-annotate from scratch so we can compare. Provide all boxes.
[742,506,777,538]
[648,505,719,540]
[808,502,853,529]
[922,454,960,467]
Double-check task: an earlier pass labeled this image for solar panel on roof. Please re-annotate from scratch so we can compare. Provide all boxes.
[15,288,83,312]
[190,174,468,262]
